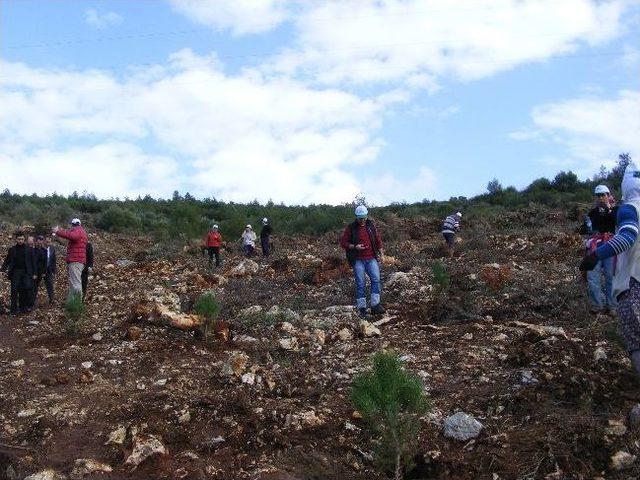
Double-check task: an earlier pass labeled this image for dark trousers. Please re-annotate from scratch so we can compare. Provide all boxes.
[10,270,32,313]
[35,272,55,304]
[261,237,271,257]
[81,269,89,300]
[208,247,221,266]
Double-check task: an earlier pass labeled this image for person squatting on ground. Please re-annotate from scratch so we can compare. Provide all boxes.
[581,185,618,314]
[205,224,222,267]
[241,225,257,257]
[580,161,640,375]
[34,235,57,305]
[53,218,88,301]
[81,241,94,301]
[340,205,386,317]
[442,212,462,258]
[260,218,272,257]
[1,231,37,314]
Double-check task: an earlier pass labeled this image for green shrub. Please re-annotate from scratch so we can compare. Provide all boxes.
[193,291,220,341]
[431,261,450,293]
[351,351,429,480]
[96,205,141,232]
[65,293,85,335]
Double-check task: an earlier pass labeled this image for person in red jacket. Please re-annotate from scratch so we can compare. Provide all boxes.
[204,224,223,268]
[340,205,385,317]
[52,218,88,301]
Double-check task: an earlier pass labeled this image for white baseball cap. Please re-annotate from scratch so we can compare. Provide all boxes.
[71,218,81,225]
[594,185,610,195]
[212,224,219,229]
[455,212,462,218]
[246,224,252,229]
[262,217,268,224]
[355,205,368,218]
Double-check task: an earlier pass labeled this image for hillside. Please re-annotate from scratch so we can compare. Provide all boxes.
[1,207,640,479]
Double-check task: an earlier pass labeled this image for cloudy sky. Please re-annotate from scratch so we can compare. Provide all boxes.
[1,0,638,205]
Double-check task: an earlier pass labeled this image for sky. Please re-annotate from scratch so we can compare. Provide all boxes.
[0,0,638,205]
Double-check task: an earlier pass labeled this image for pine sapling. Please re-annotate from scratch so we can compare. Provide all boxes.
[64,292,85,335]
[351,351,429,480]
[193,291,220,341]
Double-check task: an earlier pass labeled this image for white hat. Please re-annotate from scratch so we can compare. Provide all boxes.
[455,212,462,217]
[594,185,610,195]
[355,205,368,218]
[212,224,219,229]
[262,217,268,224]
[71,218,81,225]
[246,224,252,229]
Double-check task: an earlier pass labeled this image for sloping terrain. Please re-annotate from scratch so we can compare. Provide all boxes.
[1,210,640,479]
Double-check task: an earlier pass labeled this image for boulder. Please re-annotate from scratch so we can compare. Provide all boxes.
[360,321,381,337]
[228,260,259,277]
[124,435,167,469]
[279,337,299,351]
[610,451,636,471]
[24,471,66,480]
[386,271,411,288]
[443,412,483,441]
[71,459,112,478]
[336,328,353,341]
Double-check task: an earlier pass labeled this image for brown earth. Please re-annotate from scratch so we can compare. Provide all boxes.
[1,210,640,479]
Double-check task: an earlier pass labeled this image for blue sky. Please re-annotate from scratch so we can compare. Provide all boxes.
[1,0,639,204]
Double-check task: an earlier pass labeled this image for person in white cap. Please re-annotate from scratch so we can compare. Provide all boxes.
[241,225,257,257]
[52,218,88,301]
[260,217,273,257]
[580,161,640,374]
[441,212,462,258]
[340,205,385,317]
[204,224,223,267]
[581,184,618,314]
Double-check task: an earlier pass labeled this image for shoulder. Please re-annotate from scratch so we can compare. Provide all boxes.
[618,204,639,222]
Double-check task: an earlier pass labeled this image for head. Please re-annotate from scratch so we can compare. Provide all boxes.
[36,235,45,248]
[212,224,219,231]
[70,218,81,227]
[355,205,368,225]
[455,212,463,219]
[27,236,34,247]
[262,217,268,225]
[246,224,252,231]
[14,231,25,245]
[594,185,611,205]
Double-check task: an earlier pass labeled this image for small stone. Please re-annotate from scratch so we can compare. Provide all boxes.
[10,359,25,367]
[71,459,112,477]
[221,352,250,377]
[360,321,381,337]
[124,435,167,469]
[594,347,607,362]
[18,409,36,418]
[241,372,256,385]
[336,328,353,341]
[312,329,326,346]
[605,419,627,436]
[105,425,127,445]
[127,326,142,341]
[154,379,167,387]
[628,404,640,428]
[610,451,636,471]
[24,470,66,480]
[279,337,299,351]
[462,333,473,340]
[91,333,103,342]
[520,370,538,386]
[178,410,191,424]
[280,322,296,334]
[81,362,93,370]
[443,412,483,441]
[493,333,508,342]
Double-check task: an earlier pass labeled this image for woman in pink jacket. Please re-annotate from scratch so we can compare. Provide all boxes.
[53,218,88,301]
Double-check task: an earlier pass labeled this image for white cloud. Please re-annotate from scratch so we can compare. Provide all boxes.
[84,9,123,29]
[0,52,388,204]
[168,0,290,35]
[363,167,438,205]
[513,90,640,174]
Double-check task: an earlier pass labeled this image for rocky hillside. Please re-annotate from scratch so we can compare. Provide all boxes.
[1,209,640,479]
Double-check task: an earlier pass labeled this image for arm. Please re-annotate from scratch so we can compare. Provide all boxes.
[56,228,82,241]
[595,204,639,260]
[86,243,94,268]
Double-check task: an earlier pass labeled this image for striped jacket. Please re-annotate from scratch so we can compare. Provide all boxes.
[442,215,460,234]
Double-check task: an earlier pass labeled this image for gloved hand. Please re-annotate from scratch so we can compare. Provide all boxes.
[579,252,598,272]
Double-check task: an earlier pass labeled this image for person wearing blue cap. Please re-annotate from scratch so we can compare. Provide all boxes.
[340,205,385,317]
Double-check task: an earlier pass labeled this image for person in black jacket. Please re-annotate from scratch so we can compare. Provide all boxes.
[1,231,37,314]
[81,241,94,300]
[35,235,57,305]
[260,218,273,257]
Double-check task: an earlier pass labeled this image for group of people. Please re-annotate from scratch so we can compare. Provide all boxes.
[1,218,93,315]
[202,218,273,268]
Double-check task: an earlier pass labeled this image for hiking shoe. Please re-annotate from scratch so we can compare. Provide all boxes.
[358,308,368,318]
[371,304,386,315]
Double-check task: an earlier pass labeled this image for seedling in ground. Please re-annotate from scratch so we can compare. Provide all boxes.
[351,350,429,480]
[64,293,85,335]
[193,291,221,341]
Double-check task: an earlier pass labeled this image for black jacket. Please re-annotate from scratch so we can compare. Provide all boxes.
[1,245,37,279]
[83,243,94,272]
[36,246,57,275]
[588,205,617,234]
[260,225,272,239]
[343,219,381,266]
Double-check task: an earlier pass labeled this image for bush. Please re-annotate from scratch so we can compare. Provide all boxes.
[431,261,450,293]
[351,351,429,480]
[193,291,221,341]
[65,293,85,334]
[96,205,140,232]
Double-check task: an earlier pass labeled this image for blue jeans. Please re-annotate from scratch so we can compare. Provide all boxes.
[587,256,615,309]
[353,259,381,309]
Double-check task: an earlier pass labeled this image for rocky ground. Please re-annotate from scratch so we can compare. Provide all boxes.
[2,209,640,479]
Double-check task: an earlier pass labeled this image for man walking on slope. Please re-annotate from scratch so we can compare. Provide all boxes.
[260,218,272,257]
[241,225,257,257]
[205,224,222,267]
[582,185,617,314]
[442,212,462,258]
[53,218,88,301]
[580,160,640,376]
[340,205,385,317]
